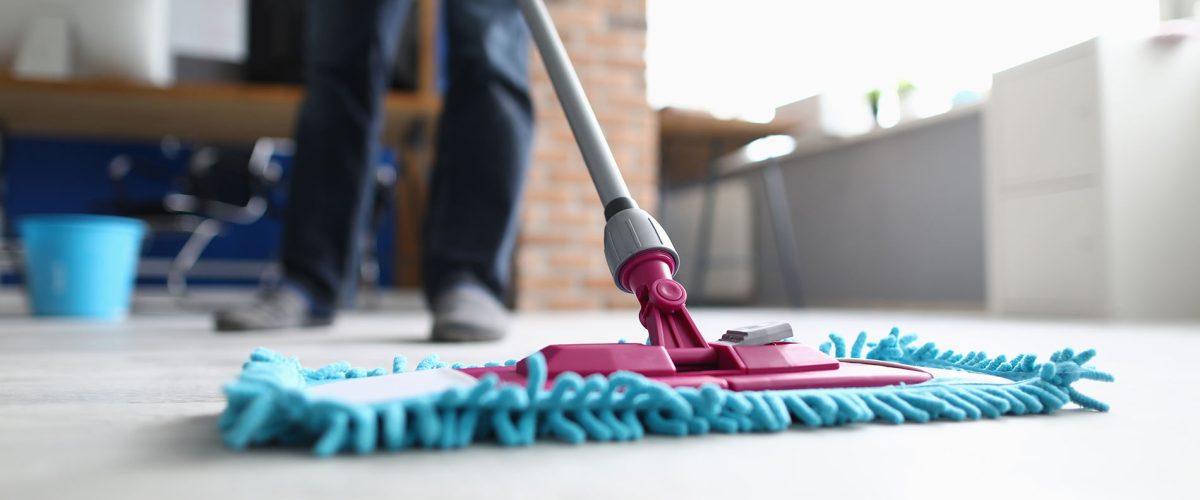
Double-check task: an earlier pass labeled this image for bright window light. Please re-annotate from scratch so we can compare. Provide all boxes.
[646,0,1160,122]
[744,135,797,162]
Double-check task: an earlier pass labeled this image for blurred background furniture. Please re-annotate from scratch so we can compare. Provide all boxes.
[664,104,986,309]
[985,35,1200,320]
[0,0,660,310]
[0,124,15,285]
[105,136,398,306]
[107,137,282,296]
[656,109,792,305]
[0,0,172,86]
[0,0,441,292]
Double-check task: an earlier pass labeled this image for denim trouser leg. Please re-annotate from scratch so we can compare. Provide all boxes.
[282,0,532,311]
[281,0,411,311]
[422,0,534,302]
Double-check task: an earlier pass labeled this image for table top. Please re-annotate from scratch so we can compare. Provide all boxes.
[1,298,1195,499]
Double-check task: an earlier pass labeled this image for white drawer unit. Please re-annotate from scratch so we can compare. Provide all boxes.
[985,35,1200,320]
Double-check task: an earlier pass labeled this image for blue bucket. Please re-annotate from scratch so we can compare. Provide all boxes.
[19,214,146,320]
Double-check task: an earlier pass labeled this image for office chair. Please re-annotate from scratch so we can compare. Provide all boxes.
[108,137,283,297]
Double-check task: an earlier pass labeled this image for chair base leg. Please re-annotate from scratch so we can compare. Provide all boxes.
[167,218,222,298]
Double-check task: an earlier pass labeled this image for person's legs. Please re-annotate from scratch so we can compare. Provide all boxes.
[283,0,412,310]
[217,0,410,331]
[423,0,533,311]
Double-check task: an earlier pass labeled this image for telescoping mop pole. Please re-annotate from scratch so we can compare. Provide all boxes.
[516,0,681,294]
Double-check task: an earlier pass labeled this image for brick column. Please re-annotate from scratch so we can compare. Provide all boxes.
[516,0,657,310]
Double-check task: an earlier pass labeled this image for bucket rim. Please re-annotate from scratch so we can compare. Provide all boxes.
[17,214,148,235]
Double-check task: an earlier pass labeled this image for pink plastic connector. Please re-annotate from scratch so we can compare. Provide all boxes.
[481,248,934,389]
[617,250,716,367]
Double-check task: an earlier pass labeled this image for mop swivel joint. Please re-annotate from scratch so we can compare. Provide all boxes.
[607,213,708,354]
[603,207,679,293]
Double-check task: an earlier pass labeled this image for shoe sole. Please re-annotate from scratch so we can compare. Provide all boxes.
[430,322,506,343]
[214,316,335,332]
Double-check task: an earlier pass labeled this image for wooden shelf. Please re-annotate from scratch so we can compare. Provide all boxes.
[0,75,440,144]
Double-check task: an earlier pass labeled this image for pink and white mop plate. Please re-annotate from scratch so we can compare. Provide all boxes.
[453,251,931,390]
[459,343,933,391]
[458,250,933,392]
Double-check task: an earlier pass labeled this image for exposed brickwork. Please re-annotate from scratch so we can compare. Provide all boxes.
[516,0,657,310]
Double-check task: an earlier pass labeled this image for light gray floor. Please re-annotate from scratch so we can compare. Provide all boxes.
[1,292,1197,499]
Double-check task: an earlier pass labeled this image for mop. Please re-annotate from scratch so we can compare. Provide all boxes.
[219,0,1112,456]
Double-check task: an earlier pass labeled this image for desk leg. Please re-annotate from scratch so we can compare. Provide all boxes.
[761,159,804,307]
[690,138,724,302]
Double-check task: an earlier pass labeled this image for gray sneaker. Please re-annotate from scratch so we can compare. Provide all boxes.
[430,275,509,342]
[214,287,333,332]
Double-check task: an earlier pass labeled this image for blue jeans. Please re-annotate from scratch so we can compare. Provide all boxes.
[280,0,533,311]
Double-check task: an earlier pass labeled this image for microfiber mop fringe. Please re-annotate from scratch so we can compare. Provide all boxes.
[219,328,1113,456]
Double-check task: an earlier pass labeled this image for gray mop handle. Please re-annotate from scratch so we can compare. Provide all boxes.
[518,0,678,290]
[517,0,635,209]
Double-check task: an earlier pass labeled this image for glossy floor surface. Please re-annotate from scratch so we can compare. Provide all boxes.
[2,292,1195,499]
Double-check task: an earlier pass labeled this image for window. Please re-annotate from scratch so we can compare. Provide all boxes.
[646,0,1160,122]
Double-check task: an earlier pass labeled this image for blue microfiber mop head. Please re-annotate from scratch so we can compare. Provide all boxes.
[219,328,1113,457]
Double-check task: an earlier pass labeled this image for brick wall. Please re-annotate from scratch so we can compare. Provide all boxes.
[515,0,657,310]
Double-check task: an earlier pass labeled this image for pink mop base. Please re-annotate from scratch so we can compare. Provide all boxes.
[459,342,932,390]
[460,250,932,391]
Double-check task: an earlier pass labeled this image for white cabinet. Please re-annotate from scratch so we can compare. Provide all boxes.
[986,36,1200,319]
